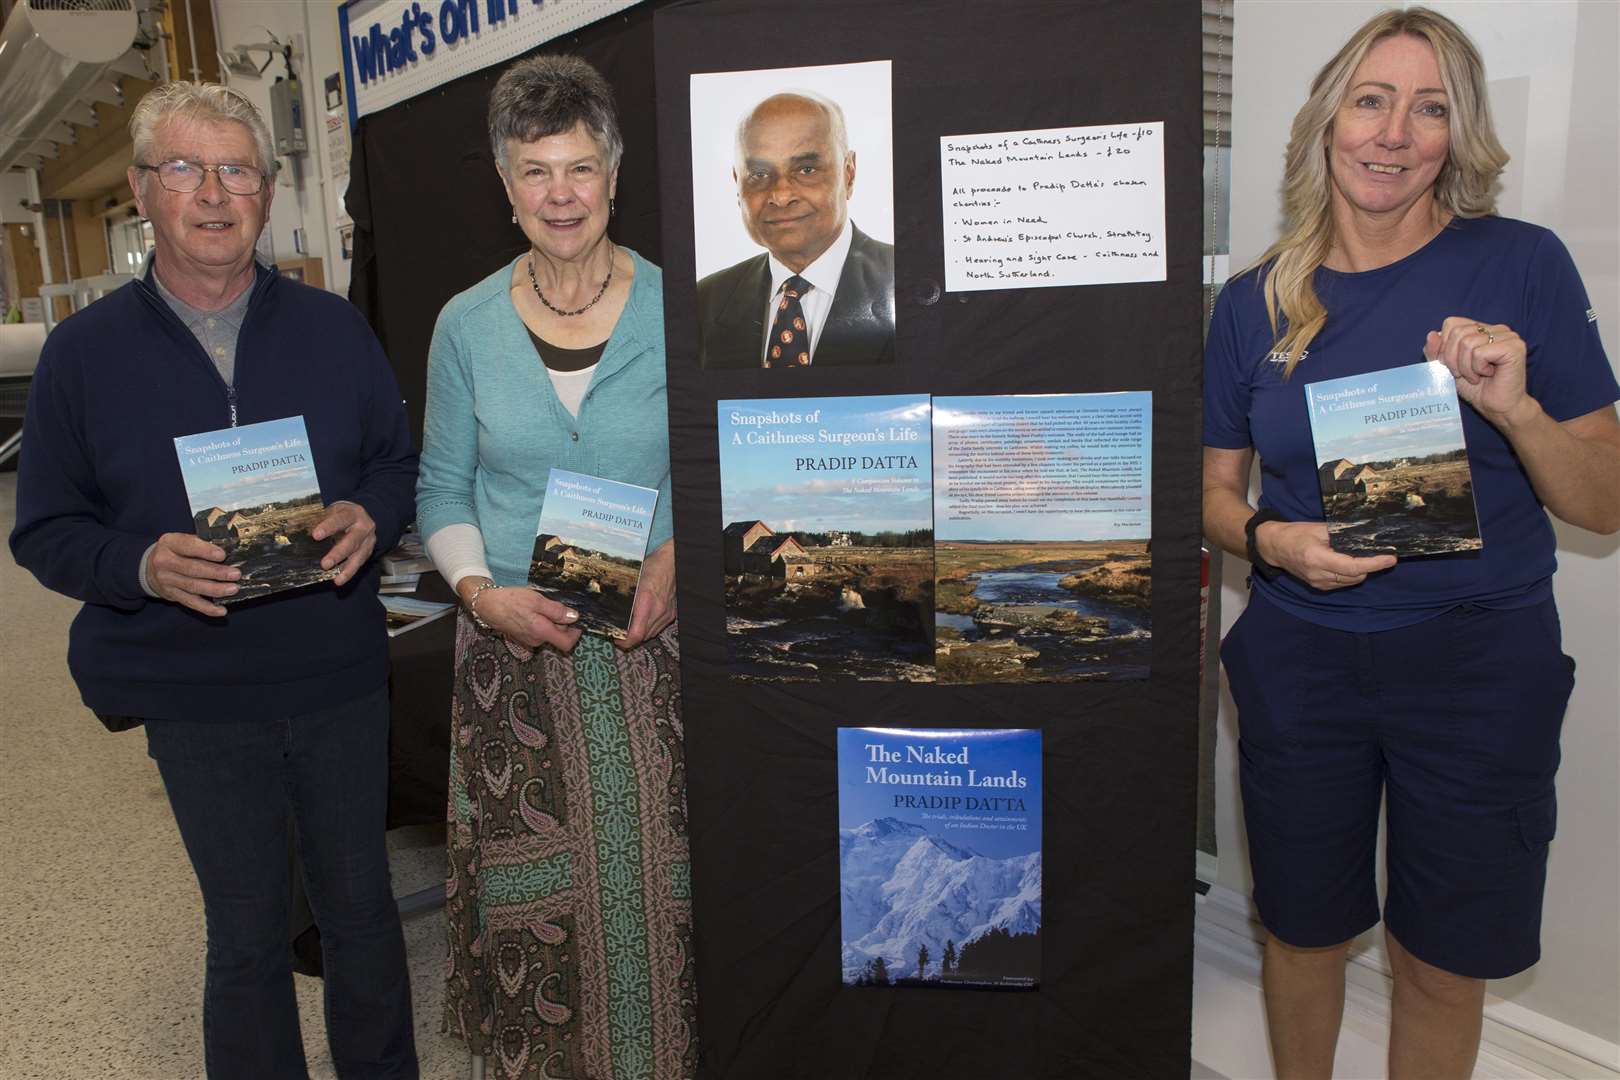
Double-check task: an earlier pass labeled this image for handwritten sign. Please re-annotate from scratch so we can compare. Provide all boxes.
[940,121,1165,292]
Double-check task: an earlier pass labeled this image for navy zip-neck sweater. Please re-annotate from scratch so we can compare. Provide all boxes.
[10,264,419,722]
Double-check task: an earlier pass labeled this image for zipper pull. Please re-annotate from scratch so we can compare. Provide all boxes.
[227,385,238,427]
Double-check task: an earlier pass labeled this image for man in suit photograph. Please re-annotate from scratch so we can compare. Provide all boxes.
[698,90,896,369]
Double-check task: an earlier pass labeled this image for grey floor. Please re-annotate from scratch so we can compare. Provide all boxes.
[0,473,470,1079]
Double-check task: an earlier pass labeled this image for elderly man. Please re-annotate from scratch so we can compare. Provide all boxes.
[9,83,418,1078]
[698,90,895,369]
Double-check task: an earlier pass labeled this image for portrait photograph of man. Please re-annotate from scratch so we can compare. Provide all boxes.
[690,60,896,370]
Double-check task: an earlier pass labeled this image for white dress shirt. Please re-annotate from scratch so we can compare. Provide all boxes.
[758,219,853,366]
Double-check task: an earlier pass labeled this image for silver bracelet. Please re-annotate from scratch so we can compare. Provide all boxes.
[465,578,498,631]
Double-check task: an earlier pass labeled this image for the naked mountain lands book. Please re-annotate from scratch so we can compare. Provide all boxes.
[838,727,1041,991]
[1304,361,1482,557]
[528,468,659,639]
[172,415,334,603]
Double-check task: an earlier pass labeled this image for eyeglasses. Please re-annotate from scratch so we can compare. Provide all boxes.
[136,159,267,196]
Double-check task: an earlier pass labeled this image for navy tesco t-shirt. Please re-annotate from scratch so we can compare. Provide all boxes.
[1205,215,1618,631]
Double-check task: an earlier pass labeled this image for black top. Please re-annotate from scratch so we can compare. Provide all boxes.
[526,327,606,372]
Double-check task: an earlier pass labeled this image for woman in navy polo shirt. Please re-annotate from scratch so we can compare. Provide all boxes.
[1203,8,1620,1078]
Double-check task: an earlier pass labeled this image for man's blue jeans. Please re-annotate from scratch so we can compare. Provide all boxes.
[145,686,418,1079]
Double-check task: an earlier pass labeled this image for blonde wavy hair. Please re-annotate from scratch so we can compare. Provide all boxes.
[1257,6,1508,377]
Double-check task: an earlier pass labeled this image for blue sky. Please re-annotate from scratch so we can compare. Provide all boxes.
[838,727,1042,859]
[537,469,658,562]
[933,392,1151,542]
[718,394,932,534]
[173,416,320,514]
[1305,362,1465,465]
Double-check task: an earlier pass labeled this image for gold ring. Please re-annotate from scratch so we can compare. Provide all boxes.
[1475,322,1496,344]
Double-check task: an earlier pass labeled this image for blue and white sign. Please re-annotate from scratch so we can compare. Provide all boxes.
[338,0,641,128]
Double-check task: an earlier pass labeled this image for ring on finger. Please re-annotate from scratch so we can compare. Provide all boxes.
[1475,322,1496,344]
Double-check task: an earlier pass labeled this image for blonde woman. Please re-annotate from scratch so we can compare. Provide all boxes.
[1203,8,1619,1078]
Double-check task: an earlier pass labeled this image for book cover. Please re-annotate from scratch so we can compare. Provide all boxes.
[1304,361,1482,557]
[527,468,659,639]
[172,415,333,604]
[380,595,455,636]
[932,392,1152,682]
[718,395,935,682]
[838,727,1042,990]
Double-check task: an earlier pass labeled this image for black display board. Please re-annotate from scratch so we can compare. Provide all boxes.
[346,1,677,445]
[655,2,1204,1077]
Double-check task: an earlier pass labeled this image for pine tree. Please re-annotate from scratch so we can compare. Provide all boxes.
[943,939,957,975]
[917,943,930,980]
[870,955,891,986]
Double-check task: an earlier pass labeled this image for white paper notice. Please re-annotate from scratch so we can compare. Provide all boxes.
[941,122,1166,292]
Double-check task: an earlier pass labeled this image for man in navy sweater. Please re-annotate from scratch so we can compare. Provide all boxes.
[9,83,419,1078]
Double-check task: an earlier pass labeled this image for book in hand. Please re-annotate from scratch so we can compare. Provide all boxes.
[173,415,334,604]
[1303,361,1482,557]
[527,468,659,640]
[380,595,455,636]
[838,727,1042,991]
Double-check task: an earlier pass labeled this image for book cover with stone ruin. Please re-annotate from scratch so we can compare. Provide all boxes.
[173,415,334,604]
[718,394,935,683]
[1304,362,1481,558]
[527,468,659,640]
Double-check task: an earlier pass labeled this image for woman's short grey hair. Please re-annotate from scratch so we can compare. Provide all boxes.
[488,54,623,172]
[129,81,277,177]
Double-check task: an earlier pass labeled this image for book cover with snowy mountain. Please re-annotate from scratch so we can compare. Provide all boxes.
[837,727,1041,990]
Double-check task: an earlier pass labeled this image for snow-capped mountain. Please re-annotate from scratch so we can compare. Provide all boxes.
[840,817,1042,981]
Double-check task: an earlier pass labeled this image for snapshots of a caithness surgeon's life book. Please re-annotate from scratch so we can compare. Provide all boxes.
[173,415,335,603]
[1303,361,1482,558]
[527,468,660,639]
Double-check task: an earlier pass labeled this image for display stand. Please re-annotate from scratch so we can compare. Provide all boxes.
[654,2,1205,1076]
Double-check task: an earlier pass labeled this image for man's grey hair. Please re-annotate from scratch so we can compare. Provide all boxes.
[130,81,277,178]
[734,90,850,169]
[488,54,623,172]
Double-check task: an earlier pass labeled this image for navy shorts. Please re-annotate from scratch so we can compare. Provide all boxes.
[1221,589,1574,979]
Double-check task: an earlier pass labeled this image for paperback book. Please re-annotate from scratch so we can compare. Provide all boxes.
[838,727,1041,990]
[933,392,1152,683]
[1303,361,1481,557]
[172,415,333,603]
[381,595,455,636]
[528,468,659,639]
[382,532,435,576]
[718,395,935,683]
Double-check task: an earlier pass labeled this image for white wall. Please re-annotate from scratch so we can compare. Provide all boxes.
[1219,0,1619,1046]
[210,0,353,295]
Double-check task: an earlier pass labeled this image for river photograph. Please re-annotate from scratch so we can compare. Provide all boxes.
[935,541,1151,683]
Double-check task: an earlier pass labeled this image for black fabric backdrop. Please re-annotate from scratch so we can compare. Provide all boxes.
[348,0,1203,1075]
[655,2,1203,1077]
[347,2,676,445]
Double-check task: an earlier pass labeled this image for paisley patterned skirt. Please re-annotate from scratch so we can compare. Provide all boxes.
[444,613,697,1080]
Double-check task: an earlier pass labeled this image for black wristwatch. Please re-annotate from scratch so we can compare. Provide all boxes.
[1244,507,1286,581]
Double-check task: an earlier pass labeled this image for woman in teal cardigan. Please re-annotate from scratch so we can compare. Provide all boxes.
[416,55,695,1080]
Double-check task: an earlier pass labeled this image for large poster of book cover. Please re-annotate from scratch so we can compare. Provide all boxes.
[1304,361,1481,557]
[172,415,332,603]
[932,392,1152,682]
[838,727,1041,991]
[718,394,933,682]
[528,469,659,639]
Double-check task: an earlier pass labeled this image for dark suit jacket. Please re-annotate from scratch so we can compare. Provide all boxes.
[696,224,895,368]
